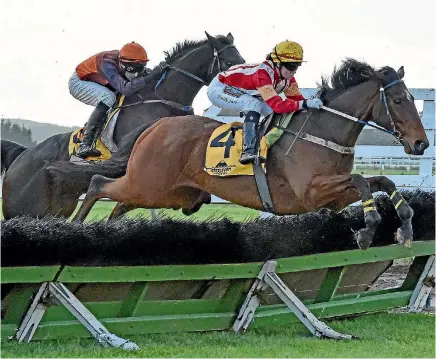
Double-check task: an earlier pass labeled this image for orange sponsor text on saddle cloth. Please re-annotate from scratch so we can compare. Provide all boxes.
[204,112,294,176]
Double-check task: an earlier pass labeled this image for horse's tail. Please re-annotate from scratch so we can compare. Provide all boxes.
[47,123,151,184]
[1,140,28,175]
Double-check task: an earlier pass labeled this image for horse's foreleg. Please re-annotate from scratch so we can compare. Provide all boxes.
[73,174,118,222]
[349,174,382,249]
[306,173,381,249]
[181,192,212,216]
[365,176,413,247]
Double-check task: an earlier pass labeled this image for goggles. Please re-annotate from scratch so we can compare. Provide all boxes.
[120,61,148,74]
[281,62,301,72]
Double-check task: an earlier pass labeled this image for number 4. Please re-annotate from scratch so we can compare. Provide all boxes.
[210,128,236,158]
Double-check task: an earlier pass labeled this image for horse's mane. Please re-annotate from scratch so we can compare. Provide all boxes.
[133,36,231,97]
[317,58,400,102]
[164,36,232,62]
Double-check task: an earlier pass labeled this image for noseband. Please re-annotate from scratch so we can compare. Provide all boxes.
[377,79,404,139]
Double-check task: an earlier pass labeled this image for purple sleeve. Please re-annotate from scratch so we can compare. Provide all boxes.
[100,61,146,97]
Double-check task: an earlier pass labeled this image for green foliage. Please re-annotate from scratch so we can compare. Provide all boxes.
[1,119,37,147]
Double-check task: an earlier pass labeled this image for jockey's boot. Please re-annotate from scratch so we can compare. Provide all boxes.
[76,101,110,158]
[239,111,261,165]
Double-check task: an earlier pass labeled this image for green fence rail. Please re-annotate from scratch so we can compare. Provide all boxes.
[1,240,434,341]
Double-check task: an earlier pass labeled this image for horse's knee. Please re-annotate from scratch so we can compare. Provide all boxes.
[202,192,212,204]
[350,173,369,192]
[368,175,397,193]
[364,209,382,227]
[89,174,108,191]
[397,201,414,221]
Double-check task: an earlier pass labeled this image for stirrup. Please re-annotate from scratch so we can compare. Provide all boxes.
[77,146,102,158]
[239,152,257,165]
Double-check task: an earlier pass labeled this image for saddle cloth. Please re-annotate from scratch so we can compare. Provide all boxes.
[68,128,112,162]
[68,95,126,162]
[204,112,294,177]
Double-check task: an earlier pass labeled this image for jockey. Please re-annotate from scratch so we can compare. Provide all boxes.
[69,42,152,158]
[207,40,323,164]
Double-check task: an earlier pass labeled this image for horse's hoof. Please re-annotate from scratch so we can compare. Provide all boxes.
[395,227,413,246]
[396,223,413,242]
[403,239,412,248]
[182,208,193,216]
[356,230,372,250]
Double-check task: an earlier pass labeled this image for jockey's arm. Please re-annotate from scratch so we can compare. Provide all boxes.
[256,71,305,114]
[283,80,305,102]
[100,61,147,97]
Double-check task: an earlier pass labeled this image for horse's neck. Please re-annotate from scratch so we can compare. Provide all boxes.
[158,46,211,105]
[302,81,379,148]
[113,46,212,144]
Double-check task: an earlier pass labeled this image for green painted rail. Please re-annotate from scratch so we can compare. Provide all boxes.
[1,240,434,341]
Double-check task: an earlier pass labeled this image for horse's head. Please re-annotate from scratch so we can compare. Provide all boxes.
[319,59,429,155]
[372,66,429,155]
[204,32,245,82]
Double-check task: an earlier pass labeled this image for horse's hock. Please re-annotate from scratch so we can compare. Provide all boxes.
[1,191,435,348]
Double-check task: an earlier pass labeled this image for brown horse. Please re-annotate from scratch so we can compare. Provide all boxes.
[73,59,429,249]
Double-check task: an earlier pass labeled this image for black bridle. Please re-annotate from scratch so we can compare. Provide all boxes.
[115,43,236,113]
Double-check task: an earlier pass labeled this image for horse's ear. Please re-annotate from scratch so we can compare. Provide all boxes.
[226,32,234,43]
[205,31,221,49]
[397,66,405,79]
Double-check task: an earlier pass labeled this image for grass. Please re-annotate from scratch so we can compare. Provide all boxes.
[352,168,420,175]
[73,201,261,222]
[1,313,434,358]
[0,201,260,222]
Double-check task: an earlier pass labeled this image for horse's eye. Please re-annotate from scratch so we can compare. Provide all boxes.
[226,62,233,66]
[394,99,402,105]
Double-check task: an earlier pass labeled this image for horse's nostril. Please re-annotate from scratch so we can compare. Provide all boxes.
[414,140,429,154]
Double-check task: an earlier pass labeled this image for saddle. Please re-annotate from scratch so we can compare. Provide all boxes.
[204,112,295,214]
[204,112,294,177]
[68,95,126,164]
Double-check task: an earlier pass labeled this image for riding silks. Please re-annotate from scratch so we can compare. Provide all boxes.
[204,112,294,177]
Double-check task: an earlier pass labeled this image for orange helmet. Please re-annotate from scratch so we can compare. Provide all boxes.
[119,42,148,63]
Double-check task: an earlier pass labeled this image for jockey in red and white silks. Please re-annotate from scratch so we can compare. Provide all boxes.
[207,40,323,164]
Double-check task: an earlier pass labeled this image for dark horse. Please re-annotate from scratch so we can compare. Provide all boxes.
[1,140,27,176]
[72,59,429,249]
[2,33,244,218]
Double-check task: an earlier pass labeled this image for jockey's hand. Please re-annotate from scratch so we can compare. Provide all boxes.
[304,98,323,109]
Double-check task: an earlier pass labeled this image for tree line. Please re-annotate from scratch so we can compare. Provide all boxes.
[1,119,37,147]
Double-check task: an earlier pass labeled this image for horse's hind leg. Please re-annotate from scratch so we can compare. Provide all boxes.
[109,192,212,220]
[108,202,137,221]
[366,176,413,247]
[73,174,119,222]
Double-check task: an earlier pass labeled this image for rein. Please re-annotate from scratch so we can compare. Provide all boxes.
[114,43,236,113]
[279,78,405,155]
[322,79,404,139]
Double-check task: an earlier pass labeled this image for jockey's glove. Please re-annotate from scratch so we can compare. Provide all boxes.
[303,98,324,109]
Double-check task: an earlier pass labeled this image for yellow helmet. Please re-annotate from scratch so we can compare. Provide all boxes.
[270,40,305,63]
